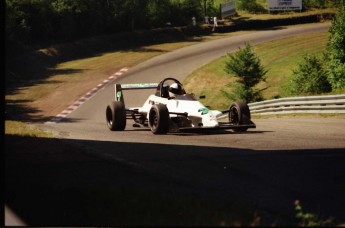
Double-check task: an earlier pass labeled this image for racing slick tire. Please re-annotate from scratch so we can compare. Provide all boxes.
[149,104,169,134]
[228,101,251,132]
[106,101,126,131]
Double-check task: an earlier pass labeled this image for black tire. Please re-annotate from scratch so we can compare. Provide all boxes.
[106,101,126,131]
[149,104,169,134]
[228,101,251,132]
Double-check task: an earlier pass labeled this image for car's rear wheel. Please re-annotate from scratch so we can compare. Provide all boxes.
[228,101,250,132]
[106,101,126,131]
[149,104,169,134]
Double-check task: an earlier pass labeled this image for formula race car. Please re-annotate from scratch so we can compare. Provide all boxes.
[106,77,256,134]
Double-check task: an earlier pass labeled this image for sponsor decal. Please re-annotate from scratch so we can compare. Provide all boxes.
[122,83,158,89]
[116,91,122,101]
[198,108,209,115]
[268,0,302,11]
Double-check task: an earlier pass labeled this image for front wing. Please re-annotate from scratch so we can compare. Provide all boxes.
[178,121,256,131]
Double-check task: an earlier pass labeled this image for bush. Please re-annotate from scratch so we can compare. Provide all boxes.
[325,6,345,91]
[302,0,343,10]
[294,200,334,226]
[237,0,266,14]
[283,54,331,96]
[326,60,345,91]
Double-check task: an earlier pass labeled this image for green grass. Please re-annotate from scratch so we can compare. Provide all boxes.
[5,120,53,137]
[255,32,329,99]
[183,31,330,110]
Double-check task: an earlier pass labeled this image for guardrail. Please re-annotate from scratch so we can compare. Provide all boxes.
[248,94,345,115]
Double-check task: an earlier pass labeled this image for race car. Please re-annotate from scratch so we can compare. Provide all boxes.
[106,77,256,134]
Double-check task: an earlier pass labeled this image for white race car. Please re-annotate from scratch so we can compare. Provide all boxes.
[106,77,256,134]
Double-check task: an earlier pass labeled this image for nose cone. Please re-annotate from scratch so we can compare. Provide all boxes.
[202,113,219,127]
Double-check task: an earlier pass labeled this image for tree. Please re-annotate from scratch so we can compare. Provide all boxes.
[224,42,267,102]
[202,0,217,19]
[5,0,229,44]
[325,5,345,91]
[284,54,331,96]
[147,0,173,28]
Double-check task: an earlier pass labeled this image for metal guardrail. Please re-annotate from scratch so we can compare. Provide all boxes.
[248,94,345,115]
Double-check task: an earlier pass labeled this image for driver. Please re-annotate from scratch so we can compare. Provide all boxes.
[168,83,184,98]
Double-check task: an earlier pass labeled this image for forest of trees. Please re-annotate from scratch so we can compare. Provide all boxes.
[6,0,343,45]
[5,0,222,44]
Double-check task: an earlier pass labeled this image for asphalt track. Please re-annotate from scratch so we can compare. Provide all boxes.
[6,23,345,226]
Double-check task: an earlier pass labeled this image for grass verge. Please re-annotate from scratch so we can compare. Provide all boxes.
[5,120,53,138]
[183,30,330,110]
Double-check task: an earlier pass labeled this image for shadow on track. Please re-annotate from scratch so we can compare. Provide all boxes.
[5,135,345,226]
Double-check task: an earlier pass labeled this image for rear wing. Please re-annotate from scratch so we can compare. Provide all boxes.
[114,83,159,104]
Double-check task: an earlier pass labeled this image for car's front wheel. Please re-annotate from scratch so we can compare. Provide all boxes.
[149,104,169,134]
[228,101,251,132]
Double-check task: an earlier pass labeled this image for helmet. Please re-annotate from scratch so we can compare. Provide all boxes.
[169,83,183,97]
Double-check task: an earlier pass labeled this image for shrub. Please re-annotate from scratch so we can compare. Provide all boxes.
[283,54,331,96]
[224,42,267,102]
[237,0,266,14]
[294,200,334,226]
[325,6,345,91]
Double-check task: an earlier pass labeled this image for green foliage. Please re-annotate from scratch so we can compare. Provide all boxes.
[325,6,345,90]
[237,0,266,14]
[4,0,341,44]
[224,42,267,102]
[225,42,267,88]
[6,0,56,42]
[5,0,219,44]
[303,0,326,9]
[205,0,219,18]
[147,0,175,27]
[294,200,334,227]
[303,0,343,9]
[325,60,345,91]
[283,54,331,96]
[282,6,345,95]
[221,83,262,103]
[327,6,345,62]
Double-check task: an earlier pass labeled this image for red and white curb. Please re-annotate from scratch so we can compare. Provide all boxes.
[45,67,129,124]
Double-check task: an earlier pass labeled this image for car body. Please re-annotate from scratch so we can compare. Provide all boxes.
[106,77,256,134]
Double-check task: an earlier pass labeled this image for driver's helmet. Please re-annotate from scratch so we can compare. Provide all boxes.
[168,83,183,98]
